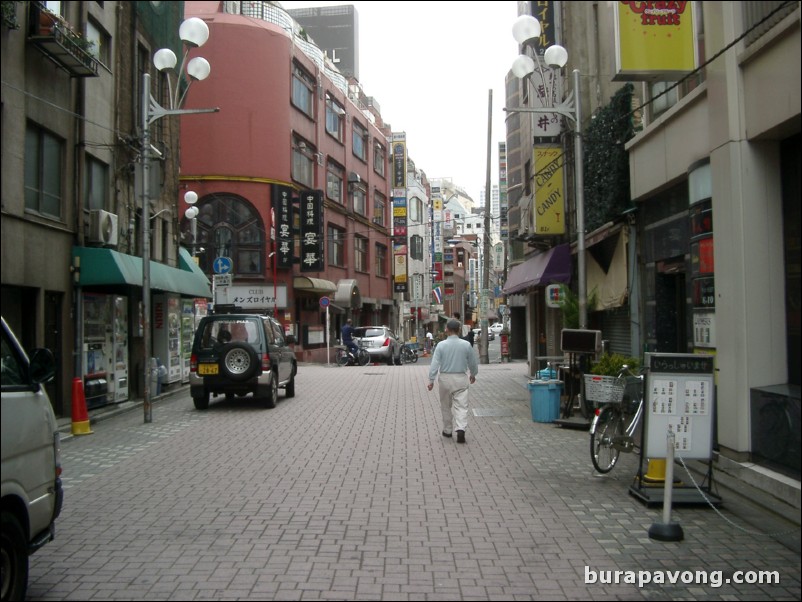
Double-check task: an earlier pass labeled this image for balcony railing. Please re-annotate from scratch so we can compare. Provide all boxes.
[28,3,99,77]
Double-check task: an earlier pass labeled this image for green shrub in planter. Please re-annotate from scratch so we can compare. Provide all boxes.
[590,353,640,376]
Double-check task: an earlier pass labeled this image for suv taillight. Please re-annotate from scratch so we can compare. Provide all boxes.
[190,354,198,373]
[261,353,271,371]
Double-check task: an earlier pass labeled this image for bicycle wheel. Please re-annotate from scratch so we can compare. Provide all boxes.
[357,348,370,366]
[335,348,350,367]
[590,405,623,473]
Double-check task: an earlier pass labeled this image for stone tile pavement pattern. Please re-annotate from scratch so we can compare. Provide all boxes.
[28,362,800,600]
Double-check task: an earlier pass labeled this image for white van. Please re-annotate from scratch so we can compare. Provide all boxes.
[1,316,63,601]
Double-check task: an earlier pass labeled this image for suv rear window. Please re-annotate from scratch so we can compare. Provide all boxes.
[197,319,260,349]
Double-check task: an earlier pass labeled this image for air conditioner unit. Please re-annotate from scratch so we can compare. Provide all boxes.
[89,210,119,247]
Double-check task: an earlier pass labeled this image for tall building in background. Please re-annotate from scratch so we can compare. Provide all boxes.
[286,4,359,80]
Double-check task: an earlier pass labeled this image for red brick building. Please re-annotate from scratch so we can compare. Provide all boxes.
[179,2,395,361]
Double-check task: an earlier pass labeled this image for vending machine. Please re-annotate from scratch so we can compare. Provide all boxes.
[153,294,183,385]
[82,293,111,408]
[111,296,129,401]
[181,299,195,383]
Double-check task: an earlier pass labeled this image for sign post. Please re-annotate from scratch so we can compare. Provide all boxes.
[320,296,331,365]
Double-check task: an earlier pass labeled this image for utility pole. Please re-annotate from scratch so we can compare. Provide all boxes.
[480,89,492,365]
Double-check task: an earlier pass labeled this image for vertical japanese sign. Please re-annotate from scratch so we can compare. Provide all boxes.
[392,132,408,293]
[432,195,443,285]
[530,1,556,54]
[272,185,295,269]
[534,146,565,234]
[300,190,324,272]
[614,0,697,80]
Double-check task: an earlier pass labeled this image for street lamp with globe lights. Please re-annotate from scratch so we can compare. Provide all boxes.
[507,14,587,331]
[141,17,219,424]
[183,190,199,256]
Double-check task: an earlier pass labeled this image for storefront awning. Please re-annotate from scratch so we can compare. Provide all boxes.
[586,227,628,310]
[293,276,337,294]
[334,278,361,309]
[502,243,571,294]
[72,246,212,298]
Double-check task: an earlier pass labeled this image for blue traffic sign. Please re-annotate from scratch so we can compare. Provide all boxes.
[320,296,330,308]
[213,256,232,274]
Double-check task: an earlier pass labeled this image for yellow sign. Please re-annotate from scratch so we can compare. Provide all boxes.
[614,1,697,80]
[534,147,565,235]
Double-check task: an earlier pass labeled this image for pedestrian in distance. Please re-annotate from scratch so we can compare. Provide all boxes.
[425,330,433,353]
[427,318,478,444]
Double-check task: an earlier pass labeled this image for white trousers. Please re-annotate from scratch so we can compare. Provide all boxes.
[438,373,470,433]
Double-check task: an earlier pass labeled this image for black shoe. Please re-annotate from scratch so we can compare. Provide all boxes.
[442,431,452,438]
[456,430,466,443]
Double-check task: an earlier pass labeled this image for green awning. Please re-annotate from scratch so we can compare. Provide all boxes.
[72,246,211,298]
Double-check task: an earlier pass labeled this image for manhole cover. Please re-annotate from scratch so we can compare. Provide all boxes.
[473,408,515,417]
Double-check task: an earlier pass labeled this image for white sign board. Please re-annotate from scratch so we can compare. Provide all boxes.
[645,353,715,460]
[213,274,232,288]
[216,284,288,310]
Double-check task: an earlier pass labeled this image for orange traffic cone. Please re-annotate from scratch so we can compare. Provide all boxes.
[71,377,93,435]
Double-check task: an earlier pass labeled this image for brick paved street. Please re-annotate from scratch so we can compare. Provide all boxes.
[28,361,801,600]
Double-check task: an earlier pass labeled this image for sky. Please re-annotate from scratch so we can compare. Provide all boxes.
[280,1,521,204]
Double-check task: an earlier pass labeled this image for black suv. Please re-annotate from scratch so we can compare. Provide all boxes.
[189,313,297,409]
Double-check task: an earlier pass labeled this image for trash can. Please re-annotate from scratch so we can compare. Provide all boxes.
[537,367,558,380]
[527,379,563,423]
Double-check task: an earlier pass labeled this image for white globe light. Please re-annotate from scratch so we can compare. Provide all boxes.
[187,57,211,81]
[184,190,198,205]
[179,17,209,48]
[185,206,199,220]
[153,48,177,72]
[511,55,536,79]
[512,15,541,44]
[544,45,569,68]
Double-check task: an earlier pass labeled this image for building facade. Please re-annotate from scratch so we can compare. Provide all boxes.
[2,1,211,417]
[504,0,800,476]
[179,2,395,362]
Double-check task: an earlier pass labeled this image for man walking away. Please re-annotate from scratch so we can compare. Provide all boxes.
[427,318,478,443]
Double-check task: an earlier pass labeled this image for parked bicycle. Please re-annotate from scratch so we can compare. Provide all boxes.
[587,364,647,474]
[335,342,370,367]
[400,342,419,364]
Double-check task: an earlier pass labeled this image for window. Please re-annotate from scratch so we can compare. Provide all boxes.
[352,120,367,161]
[85,18,110,65]
[326,160,344,204]
[373,191,387,226]
[327,224,345,267]
[184,195,263,275]
[292,62,315,118]
[373,141,386,177]
[24,123,63,218]
[375,243,388,277]
[292,136,315,187]
[84,155,108,212]
[409,196,421,222]
[352,183,366,216]
[355,236,368,272]
[325,94,345,142]
[411,235,424,261]
[650,81,679,119]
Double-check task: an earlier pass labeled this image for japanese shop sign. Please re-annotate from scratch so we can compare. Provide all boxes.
[299,190,324,272]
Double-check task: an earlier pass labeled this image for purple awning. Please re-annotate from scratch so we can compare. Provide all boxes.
[502,244,572,294]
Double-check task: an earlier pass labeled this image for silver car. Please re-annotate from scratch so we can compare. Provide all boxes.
[352,326,402,366]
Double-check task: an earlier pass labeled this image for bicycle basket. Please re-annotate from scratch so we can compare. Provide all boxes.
[583,375,625,405]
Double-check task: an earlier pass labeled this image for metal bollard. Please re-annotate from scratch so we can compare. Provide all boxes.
[648,430,684,541]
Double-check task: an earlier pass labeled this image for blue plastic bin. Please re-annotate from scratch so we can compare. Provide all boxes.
[537,367,558,380]
[527,379,563,423]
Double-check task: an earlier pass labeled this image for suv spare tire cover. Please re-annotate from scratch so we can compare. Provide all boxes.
[220,342,259,381]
